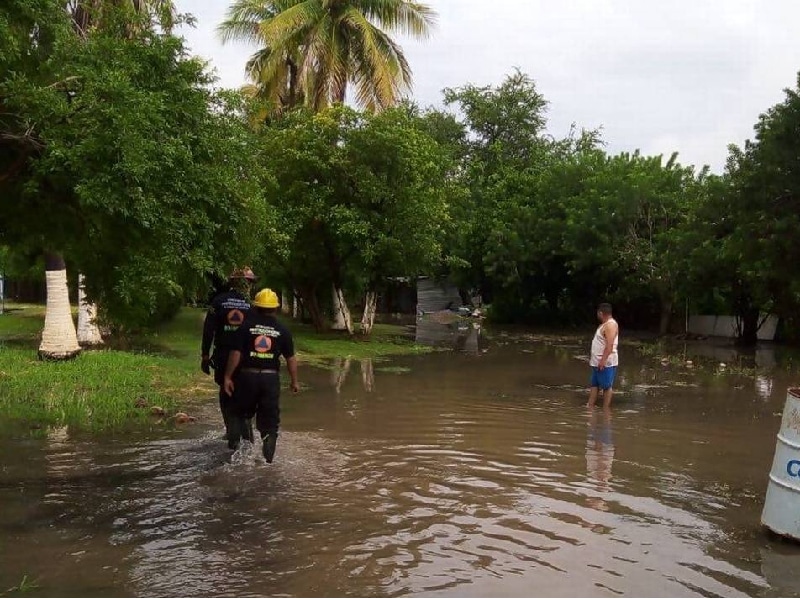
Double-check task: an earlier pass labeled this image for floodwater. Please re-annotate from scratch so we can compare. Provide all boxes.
[2,324,800,597]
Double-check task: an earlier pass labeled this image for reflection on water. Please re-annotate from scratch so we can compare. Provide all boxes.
[761,546,800,596]
[330,358,376,393]
[756,375,774,401]
[2,335,800,596]
[415,318,483,354]
[331,357,352,393]
[361,359,375,392]
[586,411,614,512]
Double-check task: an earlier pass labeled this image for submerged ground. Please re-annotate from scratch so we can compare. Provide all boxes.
[2,308,800,596]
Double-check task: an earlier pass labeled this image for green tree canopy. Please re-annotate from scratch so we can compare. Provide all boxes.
[0,1,268,326]
[259,105,452,331]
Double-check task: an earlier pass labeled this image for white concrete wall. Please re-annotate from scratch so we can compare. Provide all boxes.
[687,314,779,341]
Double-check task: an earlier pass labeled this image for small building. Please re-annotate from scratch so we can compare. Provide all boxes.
[415,277,462,314]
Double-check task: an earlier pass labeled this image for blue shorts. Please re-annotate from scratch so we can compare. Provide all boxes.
[590,366,617,390]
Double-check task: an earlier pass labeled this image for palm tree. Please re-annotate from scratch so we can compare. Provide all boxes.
[38,0,176,360]
[218,0,437,113]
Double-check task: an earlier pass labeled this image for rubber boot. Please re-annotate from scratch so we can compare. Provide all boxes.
[228,416,250,450]
[227,425,240,451]
[261,433,278,463]
[219,389,232,444]
[243,418,254,443]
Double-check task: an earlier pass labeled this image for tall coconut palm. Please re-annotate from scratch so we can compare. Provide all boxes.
[218,0,437,113]
[38,0,176,360]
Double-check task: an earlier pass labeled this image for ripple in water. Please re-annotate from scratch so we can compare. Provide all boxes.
[1,347,798,596]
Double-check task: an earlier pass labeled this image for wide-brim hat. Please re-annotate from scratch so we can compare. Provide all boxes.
[229,266,257,281]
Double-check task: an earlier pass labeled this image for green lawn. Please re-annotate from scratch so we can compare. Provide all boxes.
[0,303,430,432]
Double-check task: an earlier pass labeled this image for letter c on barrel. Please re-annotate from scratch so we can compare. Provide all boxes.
[787,460,800,478]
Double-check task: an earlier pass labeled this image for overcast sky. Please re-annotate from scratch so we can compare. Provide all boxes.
[174,0,800,173]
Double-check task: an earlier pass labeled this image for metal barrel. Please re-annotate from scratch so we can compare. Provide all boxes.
[762,387,800,540]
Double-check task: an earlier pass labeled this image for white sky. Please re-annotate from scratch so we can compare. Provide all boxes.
[174,0,800,173]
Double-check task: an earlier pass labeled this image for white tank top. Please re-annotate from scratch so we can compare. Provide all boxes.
[590,318,619,367]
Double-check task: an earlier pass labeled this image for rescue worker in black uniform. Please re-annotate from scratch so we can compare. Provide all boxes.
[223,288,299,463]
[201,267,256,448]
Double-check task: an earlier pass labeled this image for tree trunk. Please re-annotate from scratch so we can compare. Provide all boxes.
[321,229,351,333]
[77,274,103,346]
[298,286,325,332]
[292,289,301,319]
[658,296,673,337]
[331,284,353,334]
[39,253,81,360]
[545,287,559,313]
[737,308,760,347]
[360,290,378,335]
[280,290,291,315]
[287,59,299,109]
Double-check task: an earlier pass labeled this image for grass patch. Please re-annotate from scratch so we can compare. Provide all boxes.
[0,347,182,432]
[0,303,431,432]
[1,575,40,597]
[636,338,760,376]
[290,321,430,366]
[0,303,48,339]
[0,304,194,433]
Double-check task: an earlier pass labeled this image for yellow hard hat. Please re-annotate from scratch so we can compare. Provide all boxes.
[252,288,280,309]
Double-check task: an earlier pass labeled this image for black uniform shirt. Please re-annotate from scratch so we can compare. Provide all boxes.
[201,290,251,356]
[232,313,295,371]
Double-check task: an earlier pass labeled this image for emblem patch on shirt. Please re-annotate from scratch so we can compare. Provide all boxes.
[227,309,245,326]
[254,335,272,354]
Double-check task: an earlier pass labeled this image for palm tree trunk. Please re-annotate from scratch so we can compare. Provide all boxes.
[335,83,347,105]
[39,253,81,360]
[287,59,299,109]
[77,273,103,346]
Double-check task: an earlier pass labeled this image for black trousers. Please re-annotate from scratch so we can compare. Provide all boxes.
[233,371,281,437]
[213,353,253,448]
[213,352,234,432]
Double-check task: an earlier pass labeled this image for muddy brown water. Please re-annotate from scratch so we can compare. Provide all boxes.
[2,327,800,597]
